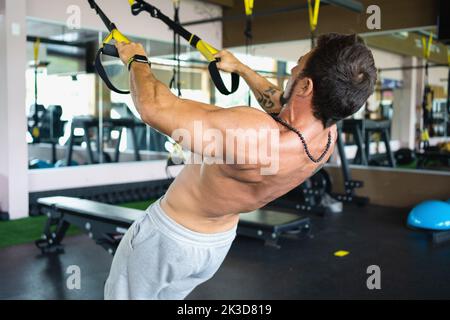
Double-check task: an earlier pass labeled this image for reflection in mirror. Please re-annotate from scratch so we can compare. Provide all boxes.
[25,18,290,170]
[26,19,448,173]
[336,29,449,172]
[25,19,183,169]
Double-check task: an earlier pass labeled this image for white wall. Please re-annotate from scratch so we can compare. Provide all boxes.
[392,56,418,149]
[0,0,29,219]
[371,47,404,80]
[428,66,448,87]
[29,161,183,193]
[26,0,223,48]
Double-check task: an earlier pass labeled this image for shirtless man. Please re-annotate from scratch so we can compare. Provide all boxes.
[104,33,377,300]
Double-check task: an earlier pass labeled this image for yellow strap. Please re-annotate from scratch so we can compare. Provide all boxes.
[103,32,113,44]
[102,29,130,46]
[189,35,218,62]
[244,0,254,16]
[421,37,426,58]
[421,32,433,60]
[112,29,130,43]
[196,39,218,62]
[32,127,40,138]
[421,129,430,142]
[427,33,433,58]
[33,38,40,63]
[308,0,320,32]
[128,0,135,6]
[447,49,450,66]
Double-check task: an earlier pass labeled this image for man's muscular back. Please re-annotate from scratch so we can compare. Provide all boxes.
[162,114,337,234]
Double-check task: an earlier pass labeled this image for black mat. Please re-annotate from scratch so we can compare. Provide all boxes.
[0,204,449,300]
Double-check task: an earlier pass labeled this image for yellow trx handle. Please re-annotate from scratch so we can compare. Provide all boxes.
[103,28,130,46]
[33,38,40,64]
[128,0,136,6]
[196,41,218,62]
[421,32,433,60]
[308,0,321,32]
[187,34,218,62]
[32,127,40,139]
[244,0,254,16]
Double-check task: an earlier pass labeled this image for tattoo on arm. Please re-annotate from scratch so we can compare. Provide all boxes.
[256,87,279,110]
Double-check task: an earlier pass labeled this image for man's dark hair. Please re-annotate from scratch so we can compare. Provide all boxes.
[301,33,377,128]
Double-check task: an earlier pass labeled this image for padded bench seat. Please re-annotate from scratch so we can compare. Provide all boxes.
[239,210,311,248]
[38,196,144,227]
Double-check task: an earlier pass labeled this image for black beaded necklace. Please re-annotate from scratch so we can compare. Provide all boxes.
[271,114,332,163]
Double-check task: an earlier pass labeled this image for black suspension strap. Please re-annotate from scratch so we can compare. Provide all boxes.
[128,0,240,95]
[244,0,254,105]
[447,52,450,124]
[32,38,41,131]
[169,0,182,97]
[420,33,434,150]
[88,0,131,94]
[244,0,254,54]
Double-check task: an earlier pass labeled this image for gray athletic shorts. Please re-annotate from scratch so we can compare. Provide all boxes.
[104,198,237,300]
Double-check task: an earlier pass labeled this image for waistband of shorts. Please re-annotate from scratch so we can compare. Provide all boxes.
[145,198,237,248]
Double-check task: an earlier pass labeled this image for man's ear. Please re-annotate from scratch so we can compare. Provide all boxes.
[296,77,313,97]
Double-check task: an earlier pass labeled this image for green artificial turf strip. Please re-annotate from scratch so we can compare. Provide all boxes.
[118,199,156,211]
[0,215,81,249]
[397,160,418,170]
[0,199,157,249]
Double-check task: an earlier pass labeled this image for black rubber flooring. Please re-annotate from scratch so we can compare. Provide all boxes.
[1,204,449,300]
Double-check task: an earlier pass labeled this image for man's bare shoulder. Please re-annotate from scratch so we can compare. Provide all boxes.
[212,106,279,131]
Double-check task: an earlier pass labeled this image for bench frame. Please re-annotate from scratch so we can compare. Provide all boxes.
[36,198,138,255]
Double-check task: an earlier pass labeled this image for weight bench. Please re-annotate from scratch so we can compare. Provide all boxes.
[36,197,311,255]
[36,197,144,255]
[238,210,311,248]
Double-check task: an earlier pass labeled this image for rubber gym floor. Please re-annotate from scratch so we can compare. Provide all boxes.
[0,203,449,300]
